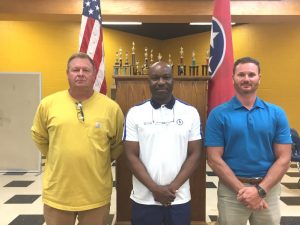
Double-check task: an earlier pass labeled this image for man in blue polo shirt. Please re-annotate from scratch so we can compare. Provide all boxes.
[205,57,292,225]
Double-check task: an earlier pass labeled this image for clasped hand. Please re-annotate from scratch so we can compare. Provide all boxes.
[237,186,268,210]
[152,184,176,206]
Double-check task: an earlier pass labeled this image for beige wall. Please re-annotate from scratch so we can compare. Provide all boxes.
[160,23,300,131]
[0,21,160,97]
[0,21,299,131]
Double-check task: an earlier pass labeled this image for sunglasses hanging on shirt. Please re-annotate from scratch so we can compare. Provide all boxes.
[75,102,85,122]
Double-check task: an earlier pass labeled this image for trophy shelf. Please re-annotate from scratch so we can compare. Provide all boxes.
[113,75,210,81]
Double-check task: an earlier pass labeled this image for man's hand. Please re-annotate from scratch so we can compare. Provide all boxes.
[237,186,268,210]
[152,185,176,206]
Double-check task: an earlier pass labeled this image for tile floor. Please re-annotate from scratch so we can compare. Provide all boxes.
[1,162,300,225]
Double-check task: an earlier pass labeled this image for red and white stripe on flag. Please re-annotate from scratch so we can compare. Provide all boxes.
[207,0,234,114]
[79,0,107,94]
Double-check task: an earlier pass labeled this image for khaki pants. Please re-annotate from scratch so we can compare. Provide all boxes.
[44,204,110,225]
[217,181,281,225]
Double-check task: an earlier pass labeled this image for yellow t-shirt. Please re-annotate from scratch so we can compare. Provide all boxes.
[31,90,124,211]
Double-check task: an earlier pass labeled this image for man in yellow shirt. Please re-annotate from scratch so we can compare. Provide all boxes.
[31,52,124,225]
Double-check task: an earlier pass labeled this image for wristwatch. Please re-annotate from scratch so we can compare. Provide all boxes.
[255,184,267,198]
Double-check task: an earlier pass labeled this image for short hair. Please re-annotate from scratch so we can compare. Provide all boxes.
[233,57,260,74]
[67,52,95,72]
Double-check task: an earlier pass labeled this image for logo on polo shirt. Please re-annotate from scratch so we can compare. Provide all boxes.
[176,119,183,125]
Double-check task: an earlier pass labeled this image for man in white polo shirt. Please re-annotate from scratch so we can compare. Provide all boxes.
[123,61,202,225]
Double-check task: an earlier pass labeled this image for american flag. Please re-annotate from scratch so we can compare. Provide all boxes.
[207,0,234,114]
[79,0,107,94]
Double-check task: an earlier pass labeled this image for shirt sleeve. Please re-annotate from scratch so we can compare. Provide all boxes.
[188,107,202,141]
[31,102,49,156]
[274,107,292,144]
[110,104,125,160]
[123,108,139,142]
[204,109,225,147]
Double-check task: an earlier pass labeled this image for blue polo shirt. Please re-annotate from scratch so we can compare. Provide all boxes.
[205,96,292,177]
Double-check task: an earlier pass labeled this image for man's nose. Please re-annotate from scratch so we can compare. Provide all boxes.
[242,74,250,81]
[78,69,84,75]
[158,77,166,84]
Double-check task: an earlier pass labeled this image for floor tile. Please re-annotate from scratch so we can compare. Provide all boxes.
[286,172,300,177]
[5,195,41,204]
[108,214,114,225]
[281,183,300,189]
[4,181,34,187]
[208,215,218,222]
[8,215,44,225]
[290,164,297,168]
[280,216,300,225]
[3,172,27,176]
[1,162,300,224]
[206,182,217,188]
[280,197,300,206]
[206,171,216,176]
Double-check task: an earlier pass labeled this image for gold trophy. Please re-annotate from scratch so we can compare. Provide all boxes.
[136,59,141,75]
[168,54,173,66]
[119,48,123,68]
[177,47,186,76]
[206,49,209,65]
[113,51,120,75]
[168,54,174,74]
[150,49,154,66]
[158,52,162,61]
[142,47,149,75]
[132,42,136,65]
[123,51,130,75]
[189,50,199,76]
[191,50,196,66]
[202,49,209,76]
[131,41,137,75]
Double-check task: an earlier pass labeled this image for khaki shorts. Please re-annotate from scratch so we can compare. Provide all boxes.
[43,203,110,225]
[217,181,281,225]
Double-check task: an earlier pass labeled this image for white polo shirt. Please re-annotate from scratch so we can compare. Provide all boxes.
[123,98,202,205]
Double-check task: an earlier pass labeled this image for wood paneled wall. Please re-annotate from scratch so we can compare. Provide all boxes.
[114,75,210,225]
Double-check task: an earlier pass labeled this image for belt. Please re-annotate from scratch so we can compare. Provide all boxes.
[237,177,263,185]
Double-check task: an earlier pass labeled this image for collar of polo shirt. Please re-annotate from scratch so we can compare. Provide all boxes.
[150,96,175,109]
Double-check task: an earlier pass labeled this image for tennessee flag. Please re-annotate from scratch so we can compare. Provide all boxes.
[79,0,107,94]
[207,0,234,114]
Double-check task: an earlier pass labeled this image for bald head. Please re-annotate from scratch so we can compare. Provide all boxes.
[149,61,172,76]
